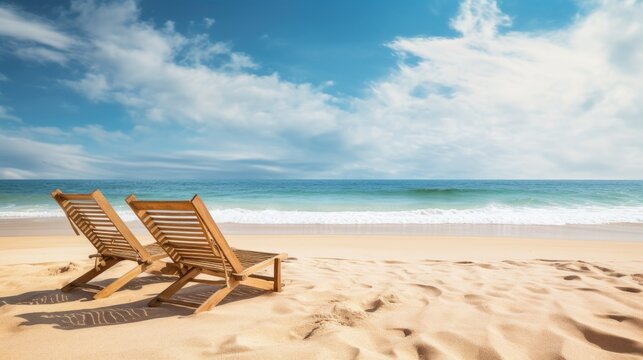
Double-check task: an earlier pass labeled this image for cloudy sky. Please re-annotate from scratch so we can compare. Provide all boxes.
[0,0,641,179]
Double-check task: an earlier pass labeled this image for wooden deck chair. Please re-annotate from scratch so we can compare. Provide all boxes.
[126,194,287,314]
[51,189,176,299]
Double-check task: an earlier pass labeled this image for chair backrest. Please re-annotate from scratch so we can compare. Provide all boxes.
[51,189,150,262]
[126,194,243,275]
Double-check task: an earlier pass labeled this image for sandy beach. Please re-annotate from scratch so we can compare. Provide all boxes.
[0,218,641,359]
[2,0,643,357]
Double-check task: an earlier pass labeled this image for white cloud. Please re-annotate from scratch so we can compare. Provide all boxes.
[0,167,35,179]
[72,124,130,143]
[63,0,342,135]
[181,34,230,65]
[0,133,102,178]
[14,46,68,64]
[450,0,510,38]
[225,53,258,71]
[0,105,21,122]
[0,6,74,49]
[342,0,643,178]
[204,17,215,28]
[1,0,643,179]
[0,129,313,179]
[64,73,110,101]
[24,126,67,137]
[0,5,76,64]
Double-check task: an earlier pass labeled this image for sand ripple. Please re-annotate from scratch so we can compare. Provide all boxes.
[0,258,642,359]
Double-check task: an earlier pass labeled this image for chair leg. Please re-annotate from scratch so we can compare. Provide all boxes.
[93,262,149,299]
[274,258,282,292]
[150,267,201,307]
[61,258,120,292]
[194,281,239,314]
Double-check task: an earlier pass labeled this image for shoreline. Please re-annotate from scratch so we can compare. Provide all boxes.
[2,234,643,266]
[1,217,642,242]
[1,217,642,265]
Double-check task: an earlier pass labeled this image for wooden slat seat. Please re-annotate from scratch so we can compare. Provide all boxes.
[178,249,279,274]
[51,189,177,299]
[102,243,167,261]
[127,194,287,314]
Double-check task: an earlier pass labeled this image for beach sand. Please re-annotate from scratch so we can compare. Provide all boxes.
[0,219,642,359]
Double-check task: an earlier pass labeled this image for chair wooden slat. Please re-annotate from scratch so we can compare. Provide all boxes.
[126,194,287,313]
[51,189,173,299]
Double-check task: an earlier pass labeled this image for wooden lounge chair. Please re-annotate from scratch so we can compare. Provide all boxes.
[51,189,175,299]
[126,194,287,314]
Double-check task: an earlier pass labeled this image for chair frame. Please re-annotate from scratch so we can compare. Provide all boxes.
[51,189,176,299]
[126,194,287,314]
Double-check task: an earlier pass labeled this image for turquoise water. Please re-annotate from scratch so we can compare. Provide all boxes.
[1,180,642,224]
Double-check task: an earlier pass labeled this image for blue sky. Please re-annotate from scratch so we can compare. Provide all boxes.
[0,0,641,179]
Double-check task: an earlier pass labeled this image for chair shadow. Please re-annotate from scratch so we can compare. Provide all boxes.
[92,274,176,292]
[0,275,174,307]
[172,284,268,307]
[0,289,92,307]
[16,284,270,330]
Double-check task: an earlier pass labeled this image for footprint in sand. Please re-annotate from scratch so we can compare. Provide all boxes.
[413,284,442,297]
[216,335,252,353]
[414,342,440,360]
[464,294,483,302]
[463,294,490,313]
[555,262,590,273]
[503,260,527,267]
[421,259,445,263]
[563,275,581,281]
[576,287,600,292]
[365,293,400,313]
[558,315,643,355]
[390,327,414,337]
[535,258,565,262]
[300,304,368,339]
[597,314,643,329]
[615,286,641,293]
[383,260,405,264]
[47,262,79,276]
[602,314,631,322]
[590,264,626,277]
[474,263,497,270]
[579,324,643,355]
[631,274,643,285]
[525,286,549,294]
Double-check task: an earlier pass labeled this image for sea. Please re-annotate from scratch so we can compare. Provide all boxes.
[1,180,642,225]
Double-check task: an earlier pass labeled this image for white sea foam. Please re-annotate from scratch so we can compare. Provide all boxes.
[2,205,642,225]
[209,206,643,225]
[0,210,66,219]
[0,208,139,221]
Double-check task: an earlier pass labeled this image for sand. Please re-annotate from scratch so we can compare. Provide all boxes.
[0,220,642,359]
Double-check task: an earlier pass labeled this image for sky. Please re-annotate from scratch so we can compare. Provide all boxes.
[0,0,641,179]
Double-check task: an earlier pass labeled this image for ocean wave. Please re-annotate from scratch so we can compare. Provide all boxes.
[210,206,643,225]
[2,205,642,225]
[409,188,492,194]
